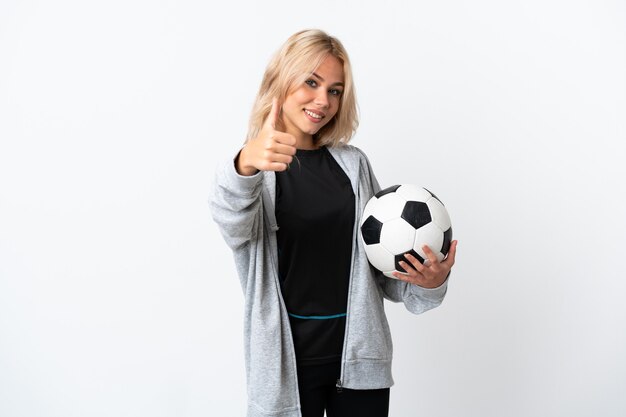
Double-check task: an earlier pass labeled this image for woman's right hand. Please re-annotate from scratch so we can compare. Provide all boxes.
[236,98,297,176]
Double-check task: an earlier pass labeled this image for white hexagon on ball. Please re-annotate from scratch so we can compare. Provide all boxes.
[395,184,432,203]
[362,243,395,273]
[373,193,406,222]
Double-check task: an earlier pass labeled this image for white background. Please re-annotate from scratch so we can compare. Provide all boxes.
[1,1,625,416]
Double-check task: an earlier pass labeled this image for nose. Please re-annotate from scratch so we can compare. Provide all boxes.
[314,89,330,109]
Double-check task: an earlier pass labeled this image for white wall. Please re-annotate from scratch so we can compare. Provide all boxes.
[1,1,625,416]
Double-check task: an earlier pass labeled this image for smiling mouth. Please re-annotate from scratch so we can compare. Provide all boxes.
[304,109,325,120]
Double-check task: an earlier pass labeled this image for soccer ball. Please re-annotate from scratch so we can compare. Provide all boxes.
[360,184,453,279]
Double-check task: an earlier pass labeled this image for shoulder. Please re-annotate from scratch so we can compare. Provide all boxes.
[327,144,377,188]
[328,143,371,162]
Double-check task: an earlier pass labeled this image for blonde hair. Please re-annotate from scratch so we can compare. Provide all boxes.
[246,29,358,148]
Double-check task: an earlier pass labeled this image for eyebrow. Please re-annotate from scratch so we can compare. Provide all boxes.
[312,72,344,87]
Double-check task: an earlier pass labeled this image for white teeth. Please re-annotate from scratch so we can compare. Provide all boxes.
[304,109,323,119]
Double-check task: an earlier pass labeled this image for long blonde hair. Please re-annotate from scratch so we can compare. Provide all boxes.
[246,29,358,148]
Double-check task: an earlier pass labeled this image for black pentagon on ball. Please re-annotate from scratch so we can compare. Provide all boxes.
[395,250,425,273]
[401,201,431,230]
[375,184,401,198]
[361,216,383,245]
[441,227,453,255]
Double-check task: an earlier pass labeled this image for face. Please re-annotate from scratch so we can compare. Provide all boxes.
[281,55,345,147]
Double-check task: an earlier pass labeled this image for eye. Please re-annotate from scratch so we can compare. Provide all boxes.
[305,79,317,88]
[329,88,343,97]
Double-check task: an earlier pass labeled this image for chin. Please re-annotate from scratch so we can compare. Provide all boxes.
[301,126,321,135]
[309,123,327,135]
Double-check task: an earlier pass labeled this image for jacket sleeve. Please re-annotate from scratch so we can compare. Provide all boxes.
[375,269,449,314]
[209,150,265,251]
[356,146,450,315]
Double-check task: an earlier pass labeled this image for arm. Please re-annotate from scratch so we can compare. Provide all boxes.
[209,149,265,251]
[356,147,455,314]
[375,269,450,314]
[210,98,297,250]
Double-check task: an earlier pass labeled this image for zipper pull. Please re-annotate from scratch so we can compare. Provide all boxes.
[336,379,343,393]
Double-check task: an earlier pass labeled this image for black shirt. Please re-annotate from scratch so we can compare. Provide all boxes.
[275,146,355,365]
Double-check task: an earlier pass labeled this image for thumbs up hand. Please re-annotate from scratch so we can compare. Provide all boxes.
[236,98,297,176]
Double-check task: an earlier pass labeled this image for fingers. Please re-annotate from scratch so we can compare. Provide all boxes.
[245,98,295,173]
[393,253,423,280]
[249,98,301,173]
[266,162,291,172]
[403,253,425,274]
[392,270,410,282]
[261,133,296,163]
[265,131,296,168]
[257,149,293,172]
[422,245,440,268]
[393,257,421,283]
[269,151,293,166]
[392,242,457,287]
[272,141,297,156]
[442,240,458,267]
[264,98,281,130]
[273,132,297,147]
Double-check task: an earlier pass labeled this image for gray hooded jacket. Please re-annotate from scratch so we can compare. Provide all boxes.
[209,144,448,417]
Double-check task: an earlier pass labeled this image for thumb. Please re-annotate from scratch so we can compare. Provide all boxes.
[264,98,281,130]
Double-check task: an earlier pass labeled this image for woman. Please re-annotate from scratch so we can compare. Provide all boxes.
[210,29,457,417]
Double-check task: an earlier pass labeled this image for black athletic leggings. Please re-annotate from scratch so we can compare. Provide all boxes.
[296,361,390,417]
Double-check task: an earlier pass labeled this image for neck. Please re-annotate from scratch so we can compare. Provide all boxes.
[295,134,318,150]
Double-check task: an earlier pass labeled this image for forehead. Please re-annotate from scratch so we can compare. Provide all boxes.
[313,55,344,83]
